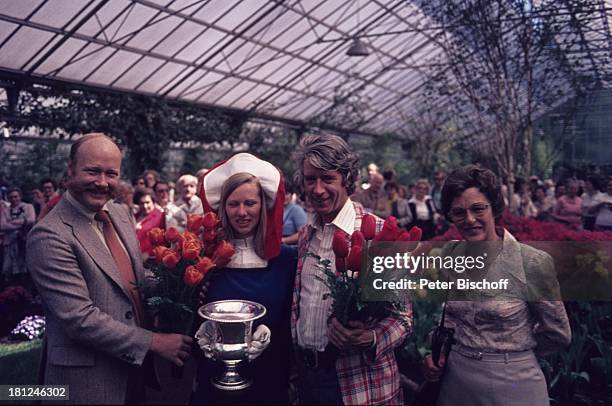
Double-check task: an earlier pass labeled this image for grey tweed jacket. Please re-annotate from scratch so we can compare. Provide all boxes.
[27,196,153,405]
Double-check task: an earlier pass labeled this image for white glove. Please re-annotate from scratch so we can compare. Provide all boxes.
[247,324,271,361]
[195,320,216,359]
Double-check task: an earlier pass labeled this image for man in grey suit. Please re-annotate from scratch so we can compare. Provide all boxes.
[27,133,193,404]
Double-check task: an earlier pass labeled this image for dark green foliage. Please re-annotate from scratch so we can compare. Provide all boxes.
[1,83,246,179]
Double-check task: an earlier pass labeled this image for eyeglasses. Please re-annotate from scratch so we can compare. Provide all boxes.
[448,203,490,221]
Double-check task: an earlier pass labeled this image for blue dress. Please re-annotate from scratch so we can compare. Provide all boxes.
[191,245,297,405]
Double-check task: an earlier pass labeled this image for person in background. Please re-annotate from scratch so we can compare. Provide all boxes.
[114,181,137,218]
[353,172,391,218]
[511,177,538,218]
[385,181,412,229]
[41,178,59,204]
[133,188,164,255]
[132,176,146,190]
[1,188,36,284]
[170,174,204,232]
[431,171,445,214]
[154,180,180,229]
[282,182,307,245]
[581,177,603,231]
[553,179,582,230]
[533,185,554,222]
[30,188,45,218]
[398,184,410,200]
[143,169,159,189]
[592,178,612,232]
[407,179,437,240]
[38,177,64,222]
[554,183,566,201]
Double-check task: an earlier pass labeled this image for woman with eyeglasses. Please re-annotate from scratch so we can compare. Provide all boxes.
[422,165,571,406]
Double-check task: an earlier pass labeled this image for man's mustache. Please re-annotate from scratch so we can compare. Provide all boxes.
[67,181,117,199]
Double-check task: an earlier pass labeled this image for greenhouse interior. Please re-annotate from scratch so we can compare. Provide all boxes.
[0,1,611,405]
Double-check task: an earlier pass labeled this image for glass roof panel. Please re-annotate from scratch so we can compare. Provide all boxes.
[35,37,89,75]
[214,0,271,32]
[113,56,167,88]
[0,21,19,45]
[0,0,608,138]
[176,27,228,62]
[136,61,189,93]
[192,1,242,25]
[57,42,116,80]
[86,50,143,85]
[29,0,90,29]
[151,20,203,57]
[125,12,182,51]
[1,0,44,20]
[0,26,54,70]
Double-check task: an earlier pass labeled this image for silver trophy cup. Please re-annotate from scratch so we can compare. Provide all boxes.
[197,300,267,390]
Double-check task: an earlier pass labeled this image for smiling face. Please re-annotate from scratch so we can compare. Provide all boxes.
[225,182,262,238]
[139,194,155,216]
[67,137,122,212]
[450,187,499,241]
[303,160,348,224]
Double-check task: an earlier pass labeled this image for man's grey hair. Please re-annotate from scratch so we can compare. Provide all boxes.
[293,134,360,196]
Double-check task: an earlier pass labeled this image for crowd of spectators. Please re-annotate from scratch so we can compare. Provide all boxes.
[2,163,612,288]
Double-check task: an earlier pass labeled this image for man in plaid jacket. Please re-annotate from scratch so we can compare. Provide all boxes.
[291,134,412,405]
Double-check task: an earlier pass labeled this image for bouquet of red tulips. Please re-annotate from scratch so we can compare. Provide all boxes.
[141,212,235,334]
[310,214,422,325]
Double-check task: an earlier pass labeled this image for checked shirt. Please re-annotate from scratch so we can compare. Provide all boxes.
[291,199,413,405]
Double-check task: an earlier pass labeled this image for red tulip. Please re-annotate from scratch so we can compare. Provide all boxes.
[361,214,377,240]
[202,228,217,243]
[148,228,165,245]
[332,230,350,258]
[184,265,204,287]
[153,245,170,262]
[374,216,400,241]
[182,240,201,261]
[397,231,412,241]
[201,212,220,229]
[408,226,423,242]
[346,245,363,272]
[335,257,347,273]
[165,227,180,242]
[162,251,180,268]
[195,257,216,275]
[213,241,235,268]
[186,215,204,233]
[351,230,365,247]
[182,231,199,242]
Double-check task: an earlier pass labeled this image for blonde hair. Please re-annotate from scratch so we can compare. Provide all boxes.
[218,173,267,259]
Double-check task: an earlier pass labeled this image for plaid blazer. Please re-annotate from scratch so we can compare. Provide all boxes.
[291,200,413,405]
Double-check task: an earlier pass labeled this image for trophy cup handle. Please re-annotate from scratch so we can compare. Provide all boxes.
[195,320,216,359]
[247,324,271,361]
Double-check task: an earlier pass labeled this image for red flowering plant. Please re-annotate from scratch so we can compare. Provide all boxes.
[140,212,235,335]
[307,214,421,325]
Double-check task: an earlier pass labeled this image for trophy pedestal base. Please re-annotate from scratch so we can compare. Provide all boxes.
[211,360,252,391]
[211,377,252,391]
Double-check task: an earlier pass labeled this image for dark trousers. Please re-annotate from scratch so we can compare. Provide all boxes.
[296,354,343,405]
